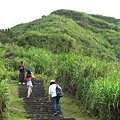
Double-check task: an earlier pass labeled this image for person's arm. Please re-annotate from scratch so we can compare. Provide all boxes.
[24,65,26,69]
[31,73,35,78]
[58,84,62,90]
[19,66,23,70]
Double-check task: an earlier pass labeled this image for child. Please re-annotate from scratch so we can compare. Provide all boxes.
[24,70,34,97]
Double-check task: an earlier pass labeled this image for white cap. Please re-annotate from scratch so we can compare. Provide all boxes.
[50,80,55,83]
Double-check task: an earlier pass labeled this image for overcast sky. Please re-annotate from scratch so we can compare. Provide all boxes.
[0,0,120,29]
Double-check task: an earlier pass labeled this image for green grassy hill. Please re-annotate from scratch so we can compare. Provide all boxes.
[51,9,120,60]
[9,9,120,61]
[51,9,120,31]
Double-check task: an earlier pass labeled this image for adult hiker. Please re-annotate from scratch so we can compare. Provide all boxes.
[48,80,62,116]
[24,70,34,97]
[18,61,26,84]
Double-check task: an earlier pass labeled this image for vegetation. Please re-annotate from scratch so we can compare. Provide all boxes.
[8,82,29,120]
[0,9,120,120]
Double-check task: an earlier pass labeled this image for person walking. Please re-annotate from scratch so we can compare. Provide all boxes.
[24,70,34,97]
[18,61,26,84]
[48,80,62,116]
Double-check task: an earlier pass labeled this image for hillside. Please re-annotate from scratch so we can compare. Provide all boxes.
[51,9,120,31]
[51,9,120,60]
[8,9,120,61]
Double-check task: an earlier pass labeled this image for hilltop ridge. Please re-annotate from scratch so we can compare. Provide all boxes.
[0,9,120,61]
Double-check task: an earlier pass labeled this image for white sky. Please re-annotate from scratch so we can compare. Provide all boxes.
[0,0,120,29]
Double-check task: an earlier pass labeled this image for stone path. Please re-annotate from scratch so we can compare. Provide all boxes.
[19,80,76,120]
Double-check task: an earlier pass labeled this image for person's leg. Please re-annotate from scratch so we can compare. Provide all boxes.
[30,87,32,95]
[27,87,30,97]
[21,73,25,84]
[52,97,57,114]
[27,87,32,97]
[56,96,60,112]
[19,73,22,84]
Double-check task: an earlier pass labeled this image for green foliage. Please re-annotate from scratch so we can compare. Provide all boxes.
[56,53,113,97]
[0,80,9,118]
[0,42,119,120]
[52,9,120,31]
[0,9,120,120]
[11,14,80,53]
[8,83,29,120]
[0,61,9,119]
[55,52,120,119]
[9,11,119,61]
[51,9,120,60]
[86,69,120,120]
[0,29,12,43]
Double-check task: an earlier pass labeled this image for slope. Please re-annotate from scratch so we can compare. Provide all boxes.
[9,9,120,61]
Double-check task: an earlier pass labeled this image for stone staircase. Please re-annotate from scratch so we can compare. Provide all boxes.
[19,80,76,120]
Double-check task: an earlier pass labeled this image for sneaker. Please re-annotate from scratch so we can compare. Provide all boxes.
[22,82,25,84]
[57,111,59,114]
[54,113,57,116]
[18,82,21,84]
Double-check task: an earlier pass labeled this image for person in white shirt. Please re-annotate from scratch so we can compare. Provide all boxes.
[48,80,62,116]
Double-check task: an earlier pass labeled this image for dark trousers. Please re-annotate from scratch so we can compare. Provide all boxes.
[19,73,25,83]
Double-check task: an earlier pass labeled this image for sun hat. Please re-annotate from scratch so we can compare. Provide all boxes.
[50,80,55,83]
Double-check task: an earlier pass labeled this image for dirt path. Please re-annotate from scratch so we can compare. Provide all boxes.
[19,80,76,120]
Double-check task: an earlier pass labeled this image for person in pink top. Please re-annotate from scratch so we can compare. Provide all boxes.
[24,70,34,97]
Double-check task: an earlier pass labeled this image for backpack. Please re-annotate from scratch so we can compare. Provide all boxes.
[56,85,64,97]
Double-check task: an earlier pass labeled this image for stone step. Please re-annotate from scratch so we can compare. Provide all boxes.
[28,113,63,119]
[24,97,48,102]
[31,118,76,120]
[18,80,76,120]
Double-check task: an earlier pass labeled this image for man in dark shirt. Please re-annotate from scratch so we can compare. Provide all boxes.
[18,61,26,84]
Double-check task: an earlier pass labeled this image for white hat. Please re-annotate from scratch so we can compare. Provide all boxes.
[50,80,55,83]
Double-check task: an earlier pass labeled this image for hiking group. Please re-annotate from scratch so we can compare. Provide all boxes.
[18,61,63,116]
[18,61,34,97]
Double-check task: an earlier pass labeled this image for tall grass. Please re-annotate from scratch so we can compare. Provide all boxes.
[56,53,109,97]
[0,43,120,120]
[86,66,120,120]
[0,60,9,119]
[56,52,120,119]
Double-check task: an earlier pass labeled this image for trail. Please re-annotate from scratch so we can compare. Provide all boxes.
[19,80,76,120]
